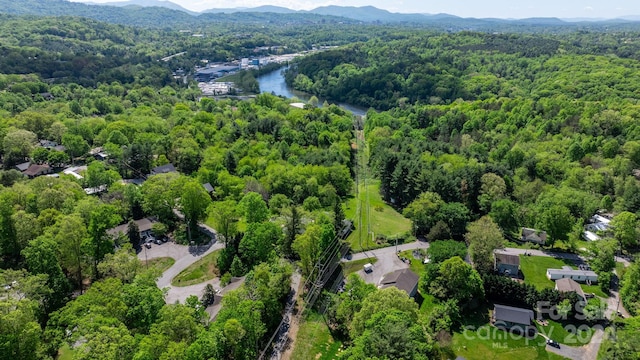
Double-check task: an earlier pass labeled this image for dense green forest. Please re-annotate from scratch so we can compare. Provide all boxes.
[1,6,640,360]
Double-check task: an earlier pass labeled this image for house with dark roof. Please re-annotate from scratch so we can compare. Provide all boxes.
[150,163,177,176]
[107,218,156,239]
[494,249,520,276]
[378,268,419,297]
[555,278,586,301]
[492,304,536,336]
[23,164,52,178]
[39,92,55,101]
[15,162,31,172]
[521,228,547,245]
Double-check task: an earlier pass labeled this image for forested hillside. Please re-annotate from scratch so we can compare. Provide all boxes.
[287,31,640,110]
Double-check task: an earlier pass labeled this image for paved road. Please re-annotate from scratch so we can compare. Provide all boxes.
[345,240,430,262]
[543,328,604,360]
[343,240,429,286]
[138,240,225,304]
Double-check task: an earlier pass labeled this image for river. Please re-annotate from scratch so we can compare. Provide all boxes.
[256,67,368,117]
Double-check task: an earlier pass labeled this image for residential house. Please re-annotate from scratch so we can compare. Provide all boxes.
[107,218,155,239]
[494,250,520,276]
[39,140,65,152]
[23,164,52,178]
[585,214,611,232]
[15,162,31,172]
[39,92,55,101]
[378,268,420,298]
[62,166,87,180]
[521,228,547,245]
[555,278,586,301]
[150,163,177,176]
[89,147,109,161]
[583,214,612,241]
[546,266,598,284]
[492,304,536,336]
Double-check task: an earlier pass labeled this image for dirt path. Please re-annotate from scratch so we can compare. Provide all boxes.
[279,273,304,360]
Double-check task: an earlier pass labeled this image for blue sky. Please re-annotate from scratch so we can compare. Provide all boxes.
[77,0,640,18]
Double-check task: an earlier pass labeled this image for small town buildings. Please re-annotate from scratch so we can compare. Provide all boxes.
[107,218,155,239]
[494,250,520,276]
[23,164,52,178]
[555,278,586,301]
[492,304,536,336]
[194,65,240,82]
[521,228,547,245]
[378,268,420,297]
[546,266,598,283]
[150,163,177,176]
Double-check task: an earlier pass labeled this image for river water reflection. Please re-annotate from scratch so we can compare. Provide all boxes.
[256,67,368,117]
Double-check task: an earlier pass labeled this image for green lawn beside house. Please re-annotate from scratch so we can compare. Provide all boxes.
[447,306,567,360]
[520,255,576,290]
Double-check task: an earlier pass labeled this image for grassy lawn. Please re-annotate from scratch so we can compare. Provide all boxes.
[290,312,342,360]
[520,255,575,290]
[581,284,607,298]
[446,307,566,360]
[171,250,221,287]
[344,180,412,252]
[398,249,427,275]
[143,257,175,274]
[536,319,593,346]
[419,293,437,314]
[342,258,378,276]
[57,343,75,360]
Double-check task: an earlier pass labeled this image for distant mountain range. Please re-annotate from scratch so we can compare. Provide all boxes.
[1,0,640,29]
[82,0,640,23]
[86,0,198,14]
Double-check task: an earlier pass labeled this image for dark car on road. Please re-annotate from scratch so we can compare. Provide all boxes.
[546,339,560,348]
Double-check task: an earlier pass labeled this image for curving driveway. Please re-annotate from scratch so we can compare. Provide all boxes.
[139,240,225,304]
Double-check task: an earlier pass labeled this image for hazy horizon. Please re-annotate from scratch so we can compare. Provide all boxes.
[72,0,640,19]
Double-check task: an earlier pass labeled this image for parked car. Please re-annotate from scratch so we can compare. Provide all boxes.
[546,339,560,348]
